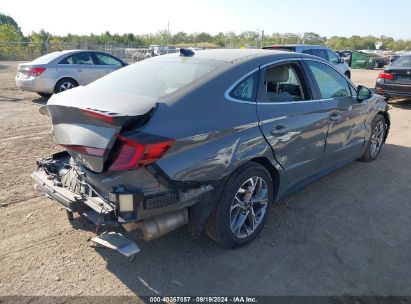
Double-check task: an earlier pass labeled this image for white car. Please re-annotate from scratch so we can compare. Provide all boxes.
[15,50,127,98]
[263,44,351,79]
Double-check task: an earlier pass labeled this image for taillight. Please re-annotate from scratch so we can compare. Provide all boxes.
[80,108,115,124]
[61,144,107,157]
[109,135,175,171]
[378,71,394,80]
[26,67,46,77]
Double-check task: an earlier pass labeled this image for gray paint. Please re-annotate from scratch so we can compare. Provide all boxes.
[42,49,389,206]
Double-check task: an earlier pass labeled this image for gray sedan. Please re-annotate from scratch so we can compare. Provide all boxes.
[15,50,127,98]
[32,49,390,256]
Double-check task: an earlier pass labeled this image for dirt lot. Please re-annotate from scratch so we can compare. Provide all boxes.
[0,62,410,298]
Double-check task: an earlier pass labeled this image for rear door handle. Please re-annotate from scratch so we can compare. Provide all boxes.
[329,112,341,121]
[270,125,288,135]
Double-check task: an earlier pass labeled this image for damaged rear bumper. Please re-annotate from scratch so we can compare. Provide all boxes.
[32,153,213,257]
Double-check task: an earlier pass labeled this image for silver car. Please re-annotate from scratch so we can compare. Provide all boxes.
[15,50,127,98]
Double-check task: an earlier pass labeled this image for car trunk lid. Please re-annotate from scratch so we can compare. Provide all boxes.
[386,67,411,84]
[41,86,158,173]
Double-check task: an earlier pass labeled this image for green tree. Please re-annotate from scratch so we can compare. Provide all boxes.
[0,13,22,35]
[0,24,24,59]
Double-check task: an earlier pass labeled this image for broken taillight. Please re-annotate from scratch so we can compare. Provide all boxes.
[108,135,175,171]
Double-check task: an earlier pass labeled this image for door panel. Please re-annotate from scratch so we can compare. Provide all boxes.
[58,52,102,85]
[304,60,368,171]
[256,61,329,187]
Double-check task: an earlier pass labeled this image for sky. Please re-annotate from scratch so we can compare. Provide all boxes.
[2,0,411,39]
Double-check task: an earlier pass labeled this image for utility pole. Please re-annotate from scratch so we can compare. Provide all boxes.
[261,30,264,48]
[166,21,170,53]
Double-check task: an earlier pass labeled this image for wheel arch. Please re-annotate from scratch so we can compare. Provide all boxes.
[250,157,280,200]
[379,110,390,142]
[53,76,79,93]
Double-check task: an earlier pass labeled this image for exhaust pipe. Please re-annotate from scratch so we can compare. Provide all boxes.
[122,209,188,241]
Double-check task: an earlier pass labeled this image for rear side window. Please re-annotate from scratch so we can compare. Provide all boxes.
[87,59,217,98]
[229,73,256,102]
[306,61,351,99]
[302,49,313,55]
[311,49,328,60]
[60,52,94,65]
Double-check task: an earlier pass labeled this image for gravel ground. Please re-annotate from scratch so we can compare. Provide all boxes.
[0,62,410,298]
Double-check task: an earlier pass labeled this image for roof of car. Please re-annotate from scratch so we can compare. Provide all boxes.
[264,44,328,49]
[161,48,304,63]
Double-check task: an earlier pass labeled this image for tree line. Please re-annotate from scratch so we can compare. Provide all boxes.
[1,13,411,51]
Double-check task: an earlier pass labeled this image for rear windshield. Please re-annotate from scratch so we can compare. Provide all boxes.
[30,52,66,64]
[263,46,294,52]
[88,58,217,98]
[391,56,411,68]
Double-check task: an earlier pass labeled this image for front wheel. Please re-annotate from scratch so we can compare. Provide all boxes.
[205,163,274,248]
[361,114,386,162]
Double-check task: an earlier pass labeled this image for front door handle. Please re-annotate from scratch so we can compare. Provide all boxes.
[270,124,288,135]
[77,68,83,72]
[329,112,341,121]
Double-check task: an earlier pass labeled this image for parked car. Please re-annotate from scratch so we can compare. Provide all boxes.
[33,49,389,257]
[375,53,411,100]
[263,44,351,78]
[15,50,127,98]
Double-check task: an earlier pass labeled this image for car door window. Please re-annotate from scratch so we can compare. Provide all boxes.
[95,53,123,67]
[59,52,94,65]
[311,49,328,60]
[327,50,340,64]
[260,63,308,102]
[307,61,351,98]
[229,73,257,102]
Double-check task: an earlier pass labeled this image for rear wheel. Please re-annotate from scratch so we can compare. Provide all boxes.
[361,114,386,162]
[54,78,78,94]
[205,163,273,248]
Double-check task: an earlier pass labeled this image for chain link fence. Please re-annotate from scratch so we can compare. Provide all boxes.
[0,42,148,62]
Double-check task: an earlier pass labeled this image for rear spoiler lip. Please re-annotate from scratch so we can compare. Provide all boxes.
[39,103,158,128]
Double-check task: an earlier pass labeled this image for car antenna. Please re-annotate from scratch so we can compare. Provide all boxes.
[179,48,195,57]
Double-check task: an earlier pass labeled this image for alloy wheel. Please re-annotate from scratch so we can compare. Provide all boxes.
[59,82,74,92]
[370,121,385,159]
[229,176,269,239]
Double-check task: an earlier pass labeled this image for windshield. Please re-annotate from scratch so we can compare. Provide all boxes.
[391,56,411,68]
[87,58,217,98]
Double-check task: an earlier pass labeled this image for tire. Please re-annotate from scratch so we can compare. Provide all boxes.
[361,114,386,162]
[205,162,274,248]
[37,93,52,99]
[54,78,78,94]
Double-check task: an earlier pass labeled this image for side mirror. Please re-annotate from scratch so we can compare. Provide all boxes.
[357,85,372,102]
